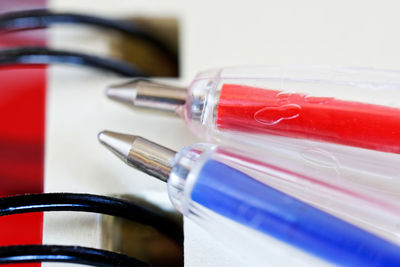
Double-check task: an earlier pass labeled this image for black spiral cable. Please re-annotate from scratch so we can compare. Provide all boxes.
[0,9,178,66]
[0,245,148,266]
[0,193,183,243]
[0,47,147,77]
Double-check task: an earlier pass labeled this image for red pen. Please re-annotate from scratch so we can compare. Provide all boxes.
[106,66,400,153]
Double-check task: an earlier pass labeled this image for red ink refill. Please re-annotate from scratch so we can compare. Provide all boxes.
[106,66,400,195]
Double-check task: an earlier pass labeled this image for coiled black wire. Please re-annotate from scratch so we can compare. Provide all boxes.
[0,245,148,266]
[0,46,146,77]
[0,9,178,65]
[0,193,183,243]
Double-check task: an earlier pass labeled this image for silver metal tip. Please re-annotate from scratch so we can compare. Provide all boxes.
[98,130,177,182]
[105,79,186,113]
[98,130,136,163]
[105,82,138,105]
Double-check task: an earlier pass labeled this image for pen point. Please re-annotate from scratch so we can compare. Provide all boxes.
[105,82,137,105]
[98,130,176,182]
[98,130,135,162]
[105,79,186,113]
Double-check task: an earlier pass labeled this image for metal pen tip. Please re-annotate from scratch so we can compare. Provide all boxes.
[98,130,135,163]
[105,79,186,114]
[98,130,177,182]
[105,81,139,105]
[105,87,135,105]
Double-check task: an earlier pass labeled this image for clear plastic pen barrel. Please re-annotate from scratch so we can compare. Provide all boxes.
[167,143,400,266]
[183,66,400,208]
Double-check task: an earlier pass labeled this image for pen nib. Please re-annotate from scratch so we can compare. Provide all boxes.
[105,79,186,113]
[105,81,139,105]
[98,130,135,163]
[98,130,177,182]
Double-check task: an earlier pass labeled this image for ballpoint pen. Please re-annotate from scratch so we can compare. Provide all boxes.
[105,66,400,154]
[98,130,400,266]
[105,66,400,198]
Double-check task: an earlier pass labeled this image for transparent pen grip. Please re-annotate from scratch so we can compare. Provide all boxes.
[186,66,400,154]
[184,66,400,201]
[183,159,400,267]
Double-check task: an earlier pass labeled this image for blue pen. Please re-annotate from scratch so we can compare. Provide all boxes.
[98,130,400,266]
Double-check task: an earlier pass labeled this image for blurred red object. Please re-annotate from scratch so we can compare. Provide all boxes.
[0,1,47,266]
[0,65,46,195]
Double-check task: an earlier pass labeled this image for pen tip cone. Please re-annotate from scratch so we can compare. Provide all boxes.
[105,82,138,105]
[98,130,136,162]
